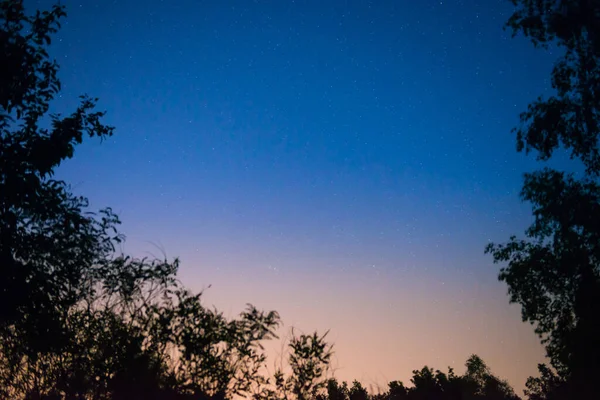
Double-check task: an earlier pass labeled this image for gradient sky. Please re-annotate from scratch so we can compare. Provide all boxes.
[35,0,566,394]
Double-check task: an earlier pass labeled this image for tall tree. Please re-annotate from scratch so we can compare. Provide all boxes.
[486,0,600,397]
[0,3,330,399]
[0,0,118,357]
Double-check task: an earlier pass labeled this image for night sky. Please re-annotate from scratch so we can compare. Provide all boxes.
[37,0,565,392]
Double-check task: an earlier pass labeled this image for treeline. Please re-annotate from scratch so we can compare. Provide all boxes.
[317,355,519,400]
[1,0,599,399]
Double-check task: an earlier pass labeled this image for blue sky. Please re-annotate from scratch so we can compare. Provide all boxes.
[37,0,565,391]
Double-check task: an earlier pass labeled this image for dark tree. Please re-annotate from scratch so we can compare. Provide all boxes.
[324,379,350,400]
[0,2,310,399]
[311,355,518,400]
[0,0,117,357]
[462,355,520,400]
[348,381,369,400]
[264,329,334,400]
[486,0,600,398]
[403,356,518,400]
[523,364,565,400]
[504,0,600,175]
[408,366,446,399]
[386,381,408,400]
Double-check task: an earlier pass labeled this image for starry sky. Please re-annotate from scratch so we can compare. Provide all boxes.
[36,0,565,393]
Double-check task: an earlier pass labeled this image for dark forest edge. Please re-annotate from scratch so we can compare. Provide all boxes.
[1,0,598,399]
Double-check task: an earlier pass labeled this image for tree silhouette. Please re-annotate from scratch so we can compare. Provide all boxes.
[5,0,589,398]
[312,355,518,400]
[522,364,565,400]
[462,355,519,400]
[0,2,295,399]
[1,0,118,371]
[386,381,408,400]
[0,246,289,399]
[322,379,350,400]
[348,381,369,400]
[486,0,600,398]
[262,329,334,400]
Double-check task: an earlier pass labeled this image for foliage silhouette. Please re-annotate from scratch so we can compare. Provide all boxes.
[1,0,579,399]
[348,381,369,400]
[323,379,350,400]
[259,329,334,400]
[0,0,118,356]
[0,1,325,399]
[314,355,519,400]
[486,0,600,398]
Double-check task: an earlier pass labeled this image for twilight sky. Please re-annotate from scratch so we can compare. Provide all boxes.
[37,0,565,393]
